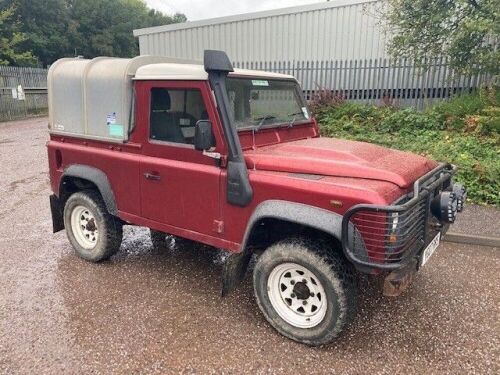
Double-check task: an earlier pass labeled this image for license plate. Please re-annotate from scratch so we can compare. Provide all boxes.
[420,233,440,267]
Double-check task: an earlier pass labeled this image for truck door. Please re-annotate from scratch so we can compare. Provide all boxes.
[139,81,224,237]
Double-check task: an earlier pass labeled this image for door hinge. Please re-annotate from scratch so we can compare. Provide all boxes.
[213,220,224,234]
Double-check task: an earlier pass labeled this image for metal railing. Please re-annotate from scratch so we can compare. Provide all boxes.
[0,66,48,122]
[234,57,490,109]
[0,57,490,121]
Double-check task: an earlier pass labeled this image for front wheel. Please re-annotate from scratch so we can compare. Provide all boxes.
[253,238,357,346]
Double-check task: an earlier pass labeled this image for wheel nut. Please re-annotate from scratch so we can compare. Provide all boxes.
[302,279,307,283]
[291,293,296,298]
[310,292,315,297]
[290,280,295,285]
[302,300,307,305]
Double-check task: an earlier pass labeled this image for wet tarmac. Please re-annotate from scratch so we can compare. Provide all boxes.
[1,117,499,374]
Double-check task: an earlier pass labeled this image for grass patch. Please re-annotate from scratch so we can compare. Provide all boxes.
[314,88,500,206]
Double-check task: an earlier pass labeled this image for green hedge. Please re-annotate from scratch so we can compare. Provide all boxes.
[314,88,500,206]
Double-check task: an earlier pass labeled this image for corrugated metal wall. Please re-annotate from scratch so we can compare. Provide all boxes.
[134,0,385,62]
[133,0,489,109]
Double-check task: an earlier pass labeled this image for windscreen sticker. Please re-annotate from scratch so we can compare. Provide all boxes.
[252,79,269,86]
[301,107,309,119]
[109,124,124,138]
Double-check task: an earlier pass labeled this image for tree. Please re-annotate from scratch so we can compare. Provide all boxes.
[0,4,37,66]
[67,0,187,60]
[2,0,187,66]
[382,0,499,75]
[6,0,71,67]
[147,8,187,27]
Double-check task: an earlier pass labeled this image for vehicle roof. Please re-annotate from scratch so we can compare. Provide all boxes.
[134,63,296,81]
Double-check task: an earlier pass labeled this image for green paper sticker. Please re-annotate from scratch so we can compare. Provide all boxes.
[252,79,269,86]
[109,124,124,137]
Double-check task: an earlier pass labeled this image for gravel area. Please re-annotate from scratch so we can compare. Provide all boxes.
[1,117,499,374]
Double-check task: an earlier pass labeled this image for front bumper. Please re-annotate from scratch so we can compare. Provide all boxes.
[341,163,460,272]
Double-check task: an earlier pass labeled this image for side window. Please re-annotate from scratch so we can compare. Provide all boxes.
[149,88,208,145]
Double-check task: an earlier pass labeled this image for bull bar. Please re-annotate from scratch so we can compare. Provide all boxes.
[341,163,458,271]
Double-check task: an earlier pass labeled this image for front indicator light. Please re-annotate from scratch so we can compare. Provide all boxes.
[388,234,398,244]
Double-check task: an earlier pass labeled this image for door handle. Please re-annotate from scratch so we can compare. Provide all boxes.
[144,172,161,181]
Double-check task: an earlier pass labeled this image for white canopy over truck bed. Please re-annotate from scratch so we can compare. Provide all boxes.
[47,56,192,142]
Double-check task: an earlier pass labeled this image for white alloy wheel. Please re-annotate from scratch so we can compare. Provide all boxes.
[267,262,327,329]
[70,205,99,249]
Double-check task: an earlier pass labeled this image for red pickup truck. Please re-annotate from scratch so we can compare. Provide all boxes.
[48,50,466,345]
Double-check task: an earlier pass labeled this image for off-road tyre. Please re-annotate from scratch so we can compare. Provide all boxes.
[253,238,357,346]
[63,190,123,262]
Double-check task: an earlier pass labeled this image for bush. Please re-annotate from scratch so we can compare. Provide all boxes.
[428,87,500,134]
[315,88,500,206]
[309,88,345,115]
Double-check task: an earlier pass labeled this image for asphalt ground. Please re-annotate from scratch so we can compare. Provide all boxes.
[1,117,499,374]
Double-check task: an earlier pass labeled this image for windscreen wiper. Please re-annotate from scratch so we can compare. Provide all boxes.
[285,111,304,128]
[253,115,276,132]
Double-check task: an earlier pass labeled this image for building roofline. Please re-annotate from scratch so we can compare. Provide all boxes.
[133,0,377,36]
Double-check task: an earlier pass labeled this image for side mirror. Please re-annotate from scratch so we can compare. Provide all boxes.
[194,120,216,151]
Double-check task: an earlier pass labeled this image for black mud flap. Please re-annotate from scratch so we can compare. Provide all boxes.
[50,194,65,233]
[221,250,252,297]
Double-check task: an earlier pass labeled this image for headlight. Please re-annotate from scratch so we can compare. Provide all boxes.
[431,191,458,223]
[387,212,399,244]
[390,212,399,231]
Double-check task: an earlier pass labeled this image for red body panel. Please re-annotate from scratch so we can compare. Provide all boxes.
[47,79,436,254]
[244,137,437,188]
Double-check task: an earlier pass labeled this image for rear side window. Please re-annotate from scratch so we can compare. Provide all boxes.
[149,88,208,145]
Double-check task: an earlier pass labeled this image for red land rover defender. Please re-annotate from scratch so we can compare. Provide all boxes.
[48,50,466,345]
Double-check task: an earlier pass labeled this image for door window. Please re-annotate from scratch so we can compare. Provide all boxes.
[149,88,208,145]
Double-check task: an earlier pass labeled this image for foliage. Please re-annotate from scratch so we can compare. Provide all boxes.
[381,0,500,76]
[309,88,346,115]
[0,0,186,67]
[0,3,37,66]
[314,89,500,205]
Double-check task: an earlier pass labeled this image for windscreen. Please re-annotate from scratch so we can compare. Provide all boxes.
[225,78,310,130]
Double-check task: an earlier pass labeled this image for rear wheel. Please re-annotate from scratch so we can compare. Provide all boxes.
[253,238,357,346]
[64,190,123,262]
